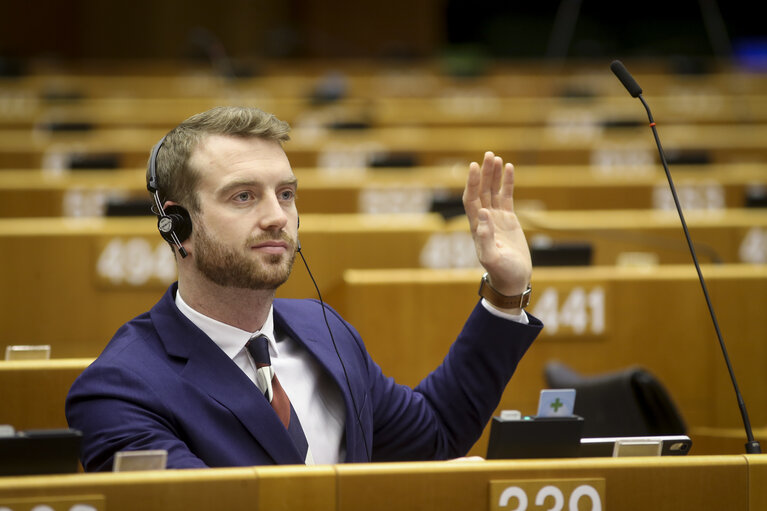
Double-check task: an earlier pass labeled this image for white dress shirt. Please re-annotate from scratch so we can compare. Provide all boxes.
[175,292,346,464]
[174,291,526,465]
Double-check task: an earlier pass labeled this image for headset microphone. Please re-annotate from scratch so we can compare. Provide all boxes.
[611,59,761,454]
[297,241,370,461]
[296,215,301,252]
[147,135,192,258]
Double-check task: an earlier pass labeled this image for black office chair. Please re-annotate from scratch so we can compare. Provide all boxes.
[544,361,687,438]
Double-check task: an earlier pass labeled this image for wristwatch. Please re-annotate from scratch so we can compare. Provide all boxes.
[478,273,532,309]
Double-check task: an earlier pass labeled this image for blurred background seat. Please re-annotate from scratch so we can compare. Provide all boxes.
[544,360,687,437]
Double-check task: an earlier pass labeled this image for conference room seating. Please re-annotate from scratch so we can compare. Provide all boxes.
[543,360,687,437]
[0,163,764,218]
[4,93,767,131]
[2,123,767,169]
[1,209,764,357]
[1,59,765,475]
[4,59,767,99]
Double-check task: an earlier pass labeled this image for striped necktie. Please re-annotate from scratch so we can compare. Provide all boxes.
[246,334,313,464]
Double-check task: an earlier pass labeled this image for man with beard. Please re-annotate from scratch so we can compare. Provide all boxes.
[66,106,543,471]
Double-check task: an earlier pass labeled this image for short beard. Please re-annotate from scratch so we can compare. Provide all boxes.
[192,221,296,291]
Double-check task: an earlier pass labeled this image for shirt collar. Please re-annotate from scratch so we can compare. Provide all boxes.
[174,290,280,360]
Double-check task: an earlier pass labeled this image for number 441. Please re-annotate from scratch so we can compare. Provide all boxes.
[530,287,606,336]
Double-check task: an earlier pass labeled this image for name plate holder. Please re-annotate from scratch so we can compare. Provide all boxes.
[4,345,51,360]
[113,449,168,472]
[613,439,663,457]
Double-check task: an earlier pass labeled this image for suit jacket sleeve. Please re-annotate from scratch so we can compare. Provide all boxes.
[66,349,209,471]
[330,300,541,462]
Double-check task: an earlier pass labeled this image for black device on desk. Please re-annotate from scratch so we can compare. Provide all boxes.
[486,388,692,459]
[486,415,585,459]
[0,428,82,476]
[580,435,692,457]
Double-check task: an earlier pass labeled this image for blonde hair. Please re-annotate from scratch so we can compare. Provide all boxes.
[146,106,291,212]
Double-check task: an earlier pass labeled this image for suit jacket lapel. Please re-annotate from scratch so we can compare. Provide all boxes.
[273,300,369,462]
[150,285,304,465]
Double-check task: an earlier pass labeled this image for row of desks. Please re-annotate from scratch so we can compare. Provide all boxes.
[1,163,765,217]
[4,59,767,99]
[2,261,765,441]
[1,455,764,510]
[2,123,767,168]
[3,94,767,129]
[1,213,765,354]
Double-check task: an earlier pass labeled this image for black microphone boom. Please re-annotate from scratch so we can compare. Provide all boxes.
[610,60,761,454]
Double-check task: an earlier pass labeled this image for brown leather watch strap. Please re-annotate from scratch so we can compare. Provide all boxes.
[478,273,532,309]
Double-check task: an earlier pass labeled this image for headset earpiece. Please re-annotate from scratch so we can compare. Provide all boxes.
[147,135,191,258]
[157,205,192,244]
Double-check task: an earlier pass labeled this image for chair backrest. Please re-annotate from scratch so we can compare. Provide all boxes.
[544,361,686,437]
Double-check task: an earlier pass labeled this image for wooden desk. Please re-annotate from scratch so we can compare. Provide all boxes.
[513,208,767,265]
[0,466,335,511]
[328,265,767,451]
[0,456,761,510]
[2,123,767,169]
[0,358,92,430]
[4,59,767,99]
[691,427,767,455]
[3,94,767,131]
[0,163,764,217]
[2,209,765,355]
[425,208,767,267]
[0,215,443,357]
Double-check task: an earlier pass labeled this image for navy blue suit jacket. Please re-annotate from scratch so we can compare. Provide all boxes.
[66,284,541,470]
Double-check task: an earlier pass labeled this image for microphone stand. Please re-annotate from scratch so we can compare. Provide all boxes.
[614,61,761,454]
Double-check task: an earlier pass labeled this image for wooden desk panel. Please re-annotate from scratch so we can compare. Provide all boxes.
[1,211,765,356]
[4,60,767,99]
[0,215,443,357]
[691,427,767,455]
[2,124,767,169]
[513,208,767,265]
[428,208,767,266]
[0,468,264,511]
[330,265,767,451]
[0,163,764,217]
[335,457,747,511]
[0,358,91,430]
[0,457,754,511]
[4,94,767,130]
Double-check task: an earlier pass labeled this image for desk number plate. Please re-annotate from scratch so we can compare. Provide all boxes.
[490,478,605,511]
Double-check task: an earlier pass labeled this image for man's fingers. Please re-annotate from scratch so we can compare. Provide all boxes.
[478,151,495,206]
[489,156,503,208]
[499,163,515,211]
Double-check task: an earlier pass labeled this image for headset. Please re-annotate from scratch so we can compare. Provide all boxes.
[146,134,370,459]
[147,135,192,258]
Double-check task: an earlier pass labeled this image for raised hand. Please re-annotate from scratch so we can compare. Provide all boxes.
[462,151,532,301]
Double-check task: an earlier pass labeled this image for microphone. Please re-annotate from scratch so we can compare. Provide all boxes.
[610,60,761,454]
[609,60,642,97]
